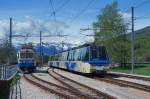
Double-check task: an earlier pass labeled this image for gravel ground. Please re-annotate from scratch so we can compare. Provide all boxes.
[54,69,150,99]
[114,77,150,86]
[18,77,59,99]
[33,73,68,88]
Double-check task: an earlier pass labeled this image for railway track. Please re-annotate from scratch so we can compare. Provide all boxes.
[95,76,150,93]
[48,69,117,99]
[10,79,22,99]
[108,73,150,82]
[24,74,89,99]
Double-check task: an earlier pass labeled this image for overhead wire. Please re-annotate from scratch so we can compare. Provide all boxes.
[131,0,150,21]
[49,0,59,35]
[69,0,95,24]
[134,0,150,9]
[122,0,150,26]
[55,0,71,14]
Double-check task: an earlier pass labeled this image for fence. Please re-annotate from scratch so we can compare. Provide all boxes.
[0,64,17,80]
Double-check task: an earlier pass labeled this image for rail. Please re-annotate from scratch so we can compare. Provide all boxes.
[24,74,78,99]
[95,76,150,92]
[48,69,117,99]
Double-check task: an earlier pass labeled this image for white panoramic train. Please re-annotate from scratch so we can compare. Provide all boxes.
[48,43,109,74]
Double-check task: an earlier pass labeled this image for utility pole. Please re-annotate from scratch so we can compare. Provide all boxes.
[8,17,12,65]
[40,31,42,67]
[42,42,44,67]
[61,41,64,51]
[131,7,135,73]
[9,18,12,48]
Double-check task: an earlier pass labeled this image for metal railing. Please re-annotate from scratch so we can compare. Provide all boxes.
[0,64,17,80]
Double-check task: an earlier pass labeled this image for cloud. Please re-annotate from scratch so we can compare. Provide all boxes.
[0,20,10,38]
[0,16,95,46]
[0,16,69,39]
[120,12,131,22]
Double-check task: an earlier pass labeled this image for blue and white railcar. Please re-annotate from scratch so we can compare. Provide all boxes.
[48,44,109,74]
[17,49,35,72]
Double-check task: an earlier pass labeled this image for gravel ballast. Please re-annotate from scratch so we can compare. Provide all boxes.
[53,69,150,99]
[33,73,68,88]
[19,77,59,99]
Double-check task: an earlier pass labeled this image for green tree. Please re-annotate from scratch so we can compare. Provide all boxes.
[93,1,130,65]
[0,40,17,64]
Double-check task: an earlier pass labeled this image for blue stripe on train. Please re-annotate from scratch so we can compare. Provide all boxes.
[18,63,34,68]
[85,60,109,66]
[65,62,76,71]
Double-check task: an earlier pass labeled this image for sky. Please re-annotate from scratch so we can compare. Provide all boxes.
[0,0,150,45]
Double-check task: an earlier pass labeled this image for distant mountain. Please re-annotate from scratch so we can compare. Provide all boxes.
[14,43,77,56]
[127,26,150,39]
[34,44,62,56]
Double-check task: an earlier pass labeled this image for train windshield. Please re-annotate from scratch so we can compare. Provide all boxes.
[90,46,107,60]
[20,52,33,58]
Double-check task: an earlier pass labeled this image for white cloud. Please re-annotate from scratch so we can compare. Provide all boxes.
[0,20,10,38]
[0,17,68,39]
[120,12,131,22]
[0,16,95,46]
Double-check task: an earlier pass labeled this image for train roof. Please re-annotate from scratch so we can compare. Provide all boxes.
[21,44,33,49]
[57,43,104,54]
[18,49,34,53]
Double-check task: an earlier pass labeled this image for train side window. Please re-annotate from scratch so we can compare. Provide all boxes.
[62,52,67,61]
[85,47,89,61]
[68,51,72,61]
[74,49,80,61]
[65,52,68,61]
[55,54,58,61]
[71,50,74,61]
[81,47,89,61]
[62,52,64,61]
[67,51,69,61]
[72,50,75,61]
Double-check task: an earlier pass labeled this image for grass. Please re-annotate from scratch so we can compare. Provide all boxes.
[110,64,150,76]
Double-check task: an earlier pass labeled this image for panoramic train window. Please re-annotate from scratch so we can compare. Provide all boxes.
[55,55,59,61]
[58,53,62,60]
[62,52,68,61]
[68,50,73,61]
[74,49,80,61]
[80,47,89,61]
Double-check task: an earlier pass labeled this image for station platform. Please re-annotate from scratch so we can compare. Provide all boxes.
[109,71,150,79]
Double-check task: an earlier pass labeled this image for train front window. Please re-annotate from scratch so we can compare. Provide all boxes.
[99,47,107,60]
[90,47,98,60]
[90,46,107,60]
[20,52,33,58]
